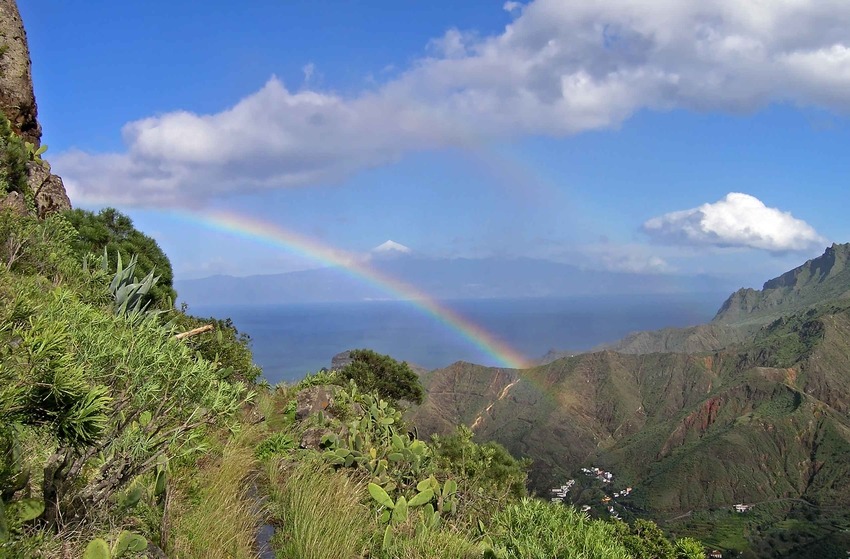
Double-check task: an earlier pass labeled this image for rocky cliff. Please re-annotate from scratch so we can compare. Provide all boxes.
[586,243,850,357]
[0,0,70,216]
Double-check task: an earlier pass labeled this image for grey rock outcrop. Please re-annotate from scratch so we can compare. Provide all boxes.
[295,385,339,421]
[0,188,25,214]
[0,0,40,145]
[0,0,71,215]
[331,350,354,370]
[28,161,70,217]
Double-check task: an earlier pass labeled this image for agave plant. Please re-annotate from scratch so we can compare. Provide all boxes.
[103,249,163,323]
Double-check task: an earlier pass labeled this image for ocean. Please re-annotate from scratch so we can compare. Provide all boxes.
[191,293,726,384]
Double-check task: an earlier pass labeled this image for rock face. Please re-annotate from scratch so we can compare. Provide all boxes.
[0,0,40,145]
[0,0,71,215]
[295,385,339,422]
[331,351,354,370]
[28,161,70,217]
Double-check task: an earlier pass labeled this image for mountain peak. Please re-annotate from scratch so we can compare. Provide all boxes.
[372,240,412,254]
[713,242,850,323]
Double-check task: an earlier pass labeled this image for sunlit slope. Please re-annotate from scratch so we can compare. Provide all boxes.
[598,243,850,356]
[412,301,850,514]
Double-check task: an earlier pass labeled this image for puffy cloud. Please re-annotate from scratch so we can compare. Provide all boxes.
[643,193,825,252]
[57,0,850,206]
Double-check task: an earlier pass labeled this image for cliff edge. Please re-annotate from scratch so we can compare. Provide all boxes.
[0,0,70,216]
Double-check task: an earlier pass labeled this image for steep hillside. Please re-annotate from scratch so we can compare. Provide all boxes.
[412,295,850,555]
[595,244,850,356]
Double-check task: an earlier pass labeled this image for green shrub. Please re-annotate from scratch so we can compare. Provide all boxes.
[430,425,529,520]
[65,208,176,308]
[0,274,250,524]
[612,518,677,559]
[0,210,107,302]
[339,349,424,405]
[255,432,296,461]
[0,115,29,199]
[167,310,262,383]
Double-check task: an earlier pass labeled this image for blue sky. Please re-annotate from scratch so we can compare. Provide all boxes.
[21,0,850,286]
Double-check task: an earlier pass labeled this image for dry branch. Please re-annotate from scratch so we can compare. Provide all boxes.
[173,324,213,340]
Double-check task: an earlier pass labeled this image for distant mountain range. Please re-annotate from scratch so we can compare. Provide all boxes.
[410,243,850,558]
[176,254,735,307]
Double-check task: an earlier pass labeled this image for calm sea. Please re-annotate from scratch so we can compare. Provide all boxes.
[191,293,725,384]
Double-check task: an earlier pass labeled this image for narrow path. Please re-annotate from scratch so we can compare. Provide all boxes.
[249,478,276,559]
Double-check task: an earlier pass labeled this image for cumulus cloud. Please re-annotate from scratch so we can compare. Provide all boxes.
[643,193,825,252]
[57,0,850,206]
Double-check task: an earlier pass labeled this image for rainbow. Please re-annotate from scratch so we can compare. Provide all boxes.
[178,209,531,369]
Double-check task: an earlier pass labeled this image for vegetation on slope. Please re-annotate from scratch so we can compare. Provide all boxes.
[64,208,177,309]
[414,298,850,557]
[0,204,708,557]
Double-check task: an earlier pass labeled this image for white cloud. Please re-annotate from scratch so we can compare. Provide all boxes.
[57,0,850,206]
[503,2,523,14]
[643,192,825,252]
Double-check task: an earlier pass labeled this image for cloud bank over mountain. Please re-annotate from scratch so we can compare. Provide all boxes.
[58,0,850,206]
[643,192,826,253]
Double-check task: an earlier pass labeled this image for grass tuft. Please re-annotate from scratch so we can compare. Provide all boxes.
[168,428,262,559]
[267,459,373,559]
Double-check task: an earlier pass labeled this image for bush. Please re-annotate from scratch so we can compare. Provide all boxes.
[339,349,424,404]
[65,208,176,308]
[0,274,250,525]
[0,210,106,303]
[612,518,676,559]
[167,309,262,383]
[430,425,529,518]
[0,115,29,199]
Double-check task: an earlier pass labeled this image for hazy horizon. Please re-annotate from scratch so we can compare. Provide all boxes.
[22,0,850,302]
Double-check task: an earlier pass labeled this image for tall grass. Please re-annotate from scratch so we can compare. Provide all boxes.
[382,523,481,559]
[266,459,373,559]
[489,498,632,559]
[168,429,262,559]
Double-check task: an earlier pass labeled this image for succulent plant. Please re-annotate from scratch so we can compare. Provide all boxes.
[0,496,45,542]
[82,531,147,559]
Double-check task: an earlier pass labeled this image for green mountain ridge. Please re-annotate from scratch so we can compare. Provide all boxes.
[411,246,850,556]
[587,243,850,357]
